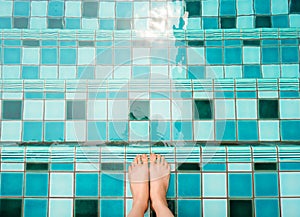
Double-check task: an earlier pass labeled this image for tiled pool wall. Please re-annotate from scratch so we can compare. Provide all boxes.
[0,0,300,217]
[1,145,300,217]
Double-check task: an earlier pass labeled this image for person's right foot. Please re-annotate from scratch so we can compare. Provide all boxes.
[149,153,171,210]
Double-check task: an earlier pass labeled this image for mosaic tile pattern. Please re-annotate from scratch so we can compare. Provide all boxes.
[1,145,300,217]
[0,29,300,79]
[0,0,300,30]
[0,79,299,143]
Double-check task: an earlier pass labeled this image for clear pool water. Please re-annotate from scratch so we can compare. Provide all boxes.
[0,0,300,216]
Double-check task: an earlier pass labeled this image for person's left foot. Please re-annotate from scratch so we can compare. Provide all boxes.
[128,154,149,211]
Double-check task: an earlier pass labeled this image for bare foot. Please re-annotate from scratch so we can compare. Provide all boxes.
[128,154,149,213]
[149,154,173,216]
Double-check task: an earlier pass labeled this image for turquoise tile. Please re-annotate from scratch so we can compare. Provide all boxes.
[172,121,193,141]
[281,198,300,217]
[23,122,43,141]
[4,48,21,64]
[25,173,48,196]
[76,173,98,196]
[109,122,128,141]
[281,46,299,63]
[202,163,226,172]
[44,122,65,141]
[206,47,223,64]
[220,0,236,16]
[255,199,279,217]
[0,172,23,196]
[254,0,270,14]
[60,48,77,65]
[280,162,300,171]
[49,199,73,217]
[215,120,236,141]
[100,199,124,217]
[280,172,300,196]
[203,199,227,217]
[254,173,278,196]
[24,199,48,217]
[22,66,39,79]
[48,1,64,17]
[14,1,30,16]
[203,173,227,197]
[100,173,124,197]
[224,47,242,64]
[229,173,252,197]
[150,121,170,141]
[178,174,201,197]
[82,2,98,18]
[65,2,81,17]
[2,100,22,120]
[88,122,107,141]
[65,18,81,29]
[116,2,132,18]
[272,15,289,28]
[237,120,258,141]
[281,120,300,140]
[41,48,57,64]
[177,200,201,217]
[51,163,74,171]
[0,1,13,16]
[50,173,73,197]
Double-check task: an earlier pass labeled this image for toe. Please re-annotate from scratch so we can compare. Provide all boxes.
[156,154,161,163]
[141,154,148,164]
[150,153,156,163]
[160,156,166,165]
[134,156,139,164]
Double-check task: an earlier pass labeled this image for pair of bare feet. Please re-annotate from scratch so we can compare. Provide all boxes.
[128,153,174,217]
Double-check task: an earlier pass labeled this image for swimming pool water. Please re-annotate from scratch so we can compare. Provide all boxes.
[0,0,300,216]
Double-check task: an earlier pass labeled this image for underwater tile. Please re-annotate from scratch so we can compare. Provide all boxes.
[0,199,22,217]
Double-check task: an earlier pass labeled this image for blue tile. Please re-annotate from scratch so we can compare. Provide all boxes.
[216,120,236,141]
[202,17,219,29]
[237,120,258,141]
[44,122,65,141]
[78,66,95,79]
[151,121,170,141]
[220,0,236,16]
[100,199,124,217]
[281,120,300,141]
[202,164,226,172]
[51,163,74,171]
[206,48,223,64]
[262,47,279,64]
[109,122,128,141]
[100,173,124,197]
[4,48,21,64]
[25,173,48,196]
[60,48,76,65]
[280,172,300,196]
[23,122,43,142]
[116,2,132,18]
[0,173,23,196]
[100,19,115,30]
[22,66,39,79]
[178,174,201,197]
[229,173,252,197]
[65,18,81,29]
[42,48,58,64]
[243,65,261,78]
[14,1,30,16]
[76,173,99,197]
[133,66,150,79]
[280,162,300,171]
[281,46,299,63]
[48,1,64,17]
[255,199,279,217]
[224,48,242,64]
[254,0,270,14]
[272,15,289,28]
[88,122,107,141]
[172,122,193,141]
[0,18,12,28]
[178,200,201,217]
[188,66,205,79]
[254,173,278,196]
[24,199,48,217]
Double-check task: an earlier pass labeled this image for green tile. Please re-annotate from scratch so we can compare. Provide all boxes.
[230,200,252,217]
[48,18,63,29]
[255,16,271,28]
[78,41,95,47]
[254,162,277,171]
[0,199,22,217]
[177,163,201,171]
[82,2,99,18]
[101,163,124,171]
[259,99,279,119]
[290,0,300,13]
[23,40,40,47]
[13,18,28,29]
[186,2,201,17]
[2,100,22,120]
[130,100,149,121]
[75,199,98,217]
[26,163,49,171]
[67,101,86,120]
[221,17,236,29]
[188,40,204,47]
[243,40,261,46]
[194,100,213,120]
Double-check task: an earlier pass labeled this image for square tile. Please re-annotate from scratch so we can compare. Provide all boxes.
[88,122,106,141]
[177,200,201,217]
[130,100,149,121]
[2,100,22,120]
[150,100,171,120]
[25,173,48,196]
[230,200,252,217]
[0,172,23,196]
[236,99,257,119]
[194,100,213,120]
[259,120,280,141]
[203,173,227,197]
[44,122,65,141]
[100,173,124,197]
[254,173,278,196]
[177,174,201,197]
[259,99,278,119]
[215,120,236,141]
[108,122,128,141]
[194,121,214,140]
[172,121,193,141]
[108,100,128,120]
[23,122,43,142]
[50,173,73,197]
[203,199,227,217]
[280,172,300,196]
[281,120,300,140]
[186,2,201,17]
[49,199,73,217]
[82,2,98,18]
[48,1,64,17]
[255,199,279,217]
[237,120,258,141]
[229,173,252,197]
[281,198,300,217]
[24,199,47,217]
[0,199,22,217]
[45,101,65,120]
[1,121,22,141]
[75,173,99,197]
[67,101,86,120]
[130,121,149,141]
[243,47,260,64]
[280,99,300,119]
[100,199,124,217]
[150,121,170,141]
[221,17,236,28]
[75,199,98,217]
